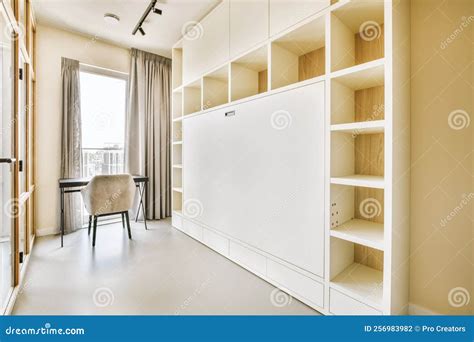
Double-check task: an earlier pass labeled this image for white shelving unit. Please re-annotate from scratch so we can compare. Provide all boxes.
[170,0,410,316]
[172,43,185,216]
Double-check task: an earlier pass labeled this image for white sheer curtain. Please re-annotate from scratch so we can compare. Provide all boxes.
[60,57,83,233]
[125,48,172,220]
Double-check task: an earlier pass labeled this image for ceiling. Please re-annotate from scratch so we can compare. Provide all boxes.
[32,0,220,58]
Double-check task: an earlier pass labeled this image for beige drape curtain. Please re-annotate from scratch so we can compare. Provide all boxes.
[60,57,83,233]
[125,48,172,220]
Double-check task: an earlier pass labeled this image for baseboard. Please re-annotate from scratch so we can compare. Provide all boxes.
[36,227,58,237]
[408,303,441,315]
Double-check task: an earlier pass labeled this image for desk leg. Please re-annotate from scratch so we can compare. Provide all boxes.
[135,183,148,230]
[60,188,64,247]
[143,182,147,230]
[134,184,141,223]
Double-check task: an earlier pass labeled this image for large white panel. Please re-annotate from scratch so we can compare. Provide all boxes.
[269,0,329,36]
[183,81,325,276]
[183,1,230,84]
[230,0,269,58]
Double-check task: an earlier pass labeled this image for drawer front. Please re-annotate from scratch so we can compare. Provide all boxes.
[203,229,229,256]
[267,259,324,308]
[172,214,183,230]
[229,242,266,275]
[183,219,203,241]
[329,289,382,315]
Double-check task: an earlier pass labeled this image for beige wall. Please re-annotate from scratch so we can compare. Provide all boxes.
[35,25,130,236]
[410,0,473,314]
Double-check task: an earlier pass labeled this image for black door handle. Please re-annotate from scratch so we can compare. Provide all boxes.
[0,158,16,164]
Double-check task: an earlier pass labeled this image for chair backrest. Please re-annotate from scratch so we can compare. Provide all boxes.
[81,174,136,216]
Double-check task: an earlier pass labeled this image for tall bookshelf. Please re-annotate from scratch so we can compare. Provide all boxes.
[171,0,410,315]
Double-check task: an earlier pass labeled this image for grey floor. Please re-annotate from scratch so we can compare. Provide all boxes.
[13,218,318,315]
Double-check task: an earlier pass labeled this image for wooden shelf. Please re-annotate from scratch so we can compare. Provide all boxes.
[330,262,383,309]
[183,80,202,116]
[172,141,183,145]
[331,175,384,189]
[331,59,384,90]
[172,47,183,89]
[173,164,183,169]
[173,187,183,193]
[331,120,385,134]
[231,45,268,101]
[271,15,326,90]
[203,65,229,109]
[331,219,384,250]
[331,0,384,72]
[173,209,183,216]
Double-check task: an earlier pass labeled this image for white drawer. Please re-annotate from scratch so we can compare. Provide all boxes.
[267,259,324,308]
[182,219,203,241]
[171,214,183,230]
[203,229,229,256]
[329,289,382,315]
[229,242,266,275]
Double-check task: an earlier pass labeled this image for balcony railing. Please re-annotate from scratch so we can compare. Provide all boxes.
[82,147,124,178]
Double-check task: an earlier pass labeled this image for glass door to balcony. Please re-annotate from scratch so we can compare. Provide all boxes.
[0,7,15,312]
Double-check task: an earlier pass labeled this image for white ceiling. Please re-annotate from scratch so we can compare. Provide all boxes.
[32,0,220,58]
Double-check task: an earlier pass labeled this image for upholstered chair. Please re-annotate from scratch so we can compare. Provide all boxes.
[81,174,136,247]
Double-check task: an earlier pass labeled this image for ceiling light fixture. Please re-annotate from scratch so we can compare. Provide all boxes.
[104,13,120,25]
[132,0,162,36]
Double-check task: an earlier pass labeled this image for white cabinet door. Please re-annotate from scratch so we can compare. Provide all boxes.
[269,0,329,36]
[183,1,230,84]
[230,0,268,58]
[183,81,325,277]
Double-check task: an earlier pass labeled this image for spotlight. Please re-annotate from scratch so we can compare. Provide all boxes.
[138,27,146,36]
[153,8,162,15]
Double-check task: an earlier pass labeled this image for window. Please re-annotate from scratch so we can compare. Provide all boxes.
[79,66,127,178]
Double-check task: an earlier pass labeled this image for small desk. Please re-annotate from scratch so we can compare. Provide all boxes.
[58,175,149,247]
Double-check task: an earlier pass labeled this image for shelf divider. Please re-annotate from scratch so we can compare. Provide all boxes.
[331,219,384,251]
[331,120,385,134]
[330,175,384,189]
